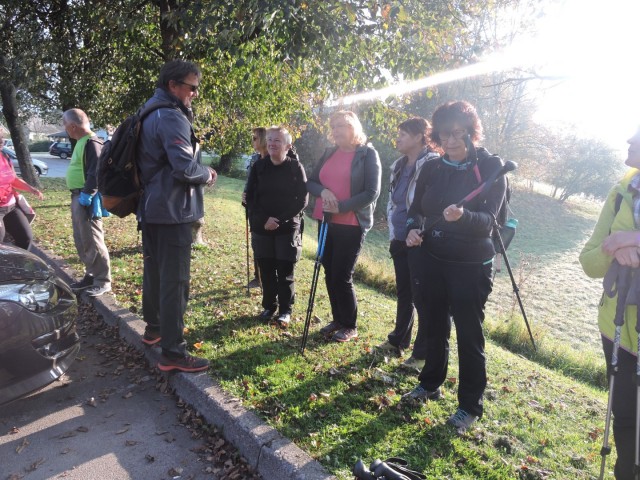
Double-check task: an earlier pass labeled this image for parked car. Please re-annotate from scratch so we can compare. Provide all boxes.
[1,147,48,177]
[49,141,72,159]
[0,243,79,406]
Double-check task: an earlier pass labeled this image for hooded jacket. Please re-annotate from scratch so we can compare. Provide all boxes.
[387,149,439,241]
[306,144,381,234]
[580,169,639,354]
[137,88,212,224]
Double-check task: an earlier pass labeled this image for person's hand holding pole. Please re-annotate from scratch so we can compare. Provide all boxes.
[406,229,423,248]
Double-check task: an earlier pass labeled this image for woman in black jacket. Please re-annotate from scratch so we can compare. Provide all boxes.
[245,126,308,327]
[401,101,507,434]
[306,111,381,343]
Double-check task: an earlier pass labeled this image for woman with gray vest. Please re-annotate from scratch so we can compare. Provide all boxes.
[376,117,439,371]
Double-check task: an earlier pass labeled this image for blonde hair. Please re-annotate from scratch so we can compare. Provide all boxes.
[266,126,292,145]
[251,127,267,152]
[329,110,367,146]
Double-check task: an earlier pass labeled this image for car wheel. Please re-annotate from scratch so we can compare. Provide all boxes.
[60,152,68,159]
[34,167,41,177]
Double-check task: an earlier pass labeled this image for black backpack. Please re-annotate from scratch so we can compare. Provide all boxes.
[97,102,176,218]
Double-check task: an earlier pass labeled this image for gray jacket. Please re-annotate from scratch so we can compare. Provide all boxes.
[137,88,212,224]
[386,149,439,241]
[307,144,381,233]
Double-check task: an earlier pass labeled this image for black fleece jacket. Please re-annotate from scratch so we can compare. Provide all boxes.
[246,152,308,235]
[407,147,506,263]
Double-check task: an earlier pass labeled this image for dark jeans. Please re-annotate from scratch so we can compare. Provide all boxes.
[320,222,364,329]
[141,222,192,358]
[411,247,493,417]
[602,336,638,480]
[0,204,32,250]
[388,240,427,359]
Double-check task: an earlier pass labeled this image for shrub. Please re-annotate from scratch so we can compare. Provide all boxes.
[29,140,51,152]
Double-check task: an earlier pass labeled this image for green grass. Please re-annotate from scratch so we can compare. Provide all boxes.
[32,176,612,479]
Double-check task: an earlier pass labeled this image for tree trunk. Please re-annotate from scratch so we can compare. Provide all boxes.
[218,153,233,174]
[0,81,41,189]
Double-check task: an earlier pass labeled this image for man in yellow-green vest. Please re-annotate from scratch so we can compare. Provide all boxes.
[63,108,111,297]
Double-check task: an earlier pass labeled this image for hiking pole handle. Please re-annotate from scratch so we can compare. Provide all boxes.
[456,160,517,208]
[418,161,517,238]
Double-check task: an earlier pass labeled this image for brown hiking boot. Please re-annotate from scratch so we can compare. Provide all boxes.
[332,327,358,342]
[319,321,342,337]
[157,354,209,373]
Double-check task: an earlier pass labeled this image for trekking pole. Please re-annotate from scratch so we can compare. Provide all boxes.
[493,225,536,351]
[245,208,250,297]
[418,161,517,239]
[599,262,632,480]
[300,214,330,355]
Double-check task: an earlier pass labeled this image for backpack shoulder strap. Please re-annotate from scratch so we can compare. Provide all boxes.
[473,163,482,184]
[137,101,178,120]
[614,192,624,214]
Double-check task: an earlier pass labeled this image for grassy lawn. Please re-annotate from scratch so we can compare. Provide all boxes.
[32,176,611,479]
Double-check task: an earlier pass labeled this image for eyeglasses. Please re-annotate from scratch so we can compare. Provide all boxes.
[176,80,199,92]
[438,129,467,142]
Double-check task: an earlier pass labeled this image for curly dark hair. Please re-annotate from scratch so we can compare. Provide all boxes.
[398,117,432,146]
[429,101,483,146]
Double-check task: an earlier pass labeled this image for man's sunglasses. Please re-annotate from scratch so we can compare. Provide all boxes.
[176,80,199,92]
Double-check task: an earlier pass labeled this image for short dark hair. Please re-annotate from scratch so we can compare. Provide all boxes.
[157,60,202,90]
[398,117,431,146]
[430,101,483,146]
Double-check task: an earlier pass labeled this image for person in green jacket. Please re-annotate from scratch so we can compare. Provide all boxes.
[579,126,640,480]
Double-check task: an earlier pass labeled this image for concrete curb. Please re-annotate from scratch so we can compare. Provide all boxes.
[31,243,336,480]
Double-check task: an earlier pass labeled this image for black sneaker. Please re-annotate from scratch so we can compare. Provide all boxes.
[319,321,342,337]
[70,274,94,291]
[157,354,209,373]
[258,309,276,320]
[247,278,261,289]
[401,384,442,401]
[142,330,161,346]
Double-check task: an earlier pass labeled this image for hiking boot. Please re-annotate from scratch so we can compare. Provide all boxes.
[258,309,276,320]
[376,340,402,356]
[400,356,425,373]
[70,274,94,291]
[157,353,210,373]
[247,278,261,289]
[401,384,442,401]
[319,321,342,337]
[332,327,358,342]
[85,284,111,297]
[142,330,161,346]
[276,313,291,327]
[447,408,478,433]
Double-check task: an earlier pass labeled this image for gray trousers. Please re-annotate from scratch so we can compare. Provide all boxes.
[70,193,111,287]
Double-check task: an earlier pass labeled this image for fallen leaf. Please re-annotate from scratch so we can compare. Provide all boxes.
[193,341,203,350]
[308,393,318,402]
[76,426,89,433]
[25,458,45,472]
[125,440,138,446]
[145,454,155,463]
[115,426,130,435]
[59,431,76,439]
[9,426,19,434]
[16,438,29,454]
[168,467,183,476]
[60,448,71,454]
[123,392,133,399]
[86,397,97,407]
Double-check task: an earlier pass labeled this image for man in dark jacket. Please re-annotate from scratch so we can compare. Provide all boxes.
[137,60,217,373]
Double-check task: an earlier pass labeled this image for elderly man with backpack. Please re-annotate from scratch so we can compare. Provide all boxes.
[63,108,112,297]
[137,59,217,373]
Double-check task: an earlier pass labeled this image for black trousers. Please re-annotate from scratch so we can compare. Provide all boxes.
[141,222,192,358]
[0,205,32,250]
[388,240,427,358]
[602,336,639,480]
[410,247,493,417]
[252,230,301,315]
[320,222,364,329]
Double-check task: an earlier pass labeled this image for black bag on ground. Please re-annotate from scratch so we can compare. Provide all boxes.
[97,102,176,218]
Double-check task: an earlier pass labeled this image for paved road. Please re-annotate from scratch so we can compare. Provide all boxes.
[32,153,68,178]
[0,303,256,480]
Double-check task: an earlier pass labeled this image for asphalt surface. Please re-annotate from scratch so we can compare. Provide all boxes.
[31,154,67,178]
[0,243,335,480]
[0,302,259,480]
